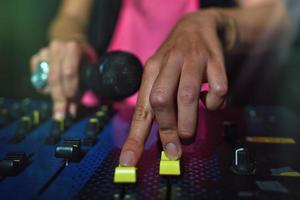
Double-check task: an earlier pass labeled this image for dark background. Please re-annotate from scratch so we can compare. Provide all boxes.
[0,0,59,99]
[0,0,299,113]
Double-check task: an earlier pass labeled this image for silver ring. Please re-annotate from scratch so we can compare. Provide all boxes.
[31,60,49,90]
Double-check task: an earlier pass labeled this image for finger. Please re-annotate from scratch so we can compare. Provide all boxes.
[68,101,77,118]
[150,50,183,160]
[177,58,205,141]
[119,57,161,166]
[49,42,67,119]
[205,59,228,110]
[30,55,39,73]
[202,28,228,110]
[30,48,48,72]
[61,42,81,98]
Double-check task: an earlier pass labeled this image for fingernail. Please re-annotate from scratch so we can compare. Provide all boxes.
[69,104,77,117]
[165,143,179,160]
[120,150,135,166]
[53,111,64,120]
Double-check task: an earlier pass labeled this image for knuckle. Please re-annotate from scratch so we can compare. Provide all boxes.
[124,137,143,150]
[211,82,228,97]
[144,57,160,74]
[167,49,184,64]
[133,104,153,122]
[192,48,209,62]
[150,87,171,110]
[50,40,61,49]
[67,41,80,49]
[159,124,177,135]
[62,67,76,79]
[178,85,198,104]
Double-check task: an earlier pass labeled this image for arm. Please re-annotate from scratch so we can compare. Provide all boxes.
[119,0,290,166]
[49,0,94,42]
[30,0,96,119]
[220,0,290,52]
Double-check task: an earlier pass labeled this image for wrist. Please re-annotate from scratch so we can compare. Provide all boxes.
[48,14,88,43]
[210,8,239,52]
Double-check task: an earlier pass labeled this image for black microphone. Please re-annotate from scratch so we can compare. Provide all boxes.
[31,51,143,101]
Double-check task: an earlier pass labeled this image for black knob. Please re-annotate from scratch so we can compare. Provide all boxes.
[9,116,32,143]
[55,138,82,162]
[45,119,65,145]
[0,152,29,176]
[83,117,100,146]
[231,147,255,175]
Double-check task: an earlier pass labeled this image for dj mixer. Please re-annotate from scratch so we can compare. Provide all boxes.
[0,97,300,200]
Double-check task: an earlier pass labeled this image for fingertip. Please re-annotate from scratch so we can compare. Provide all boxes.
[53,110,65,120]
[52,101,67,120]
[164,142,182,160]
[119,150,136,166]
[205,92,225,111]
[68,103,77,118]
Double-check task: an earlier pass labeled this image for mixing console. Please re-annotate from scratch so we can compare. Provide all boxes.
[0,98,299,199]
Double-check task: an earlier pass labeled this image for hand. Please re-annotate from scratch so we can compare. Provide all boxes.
[120,10,230,166]
[30,39,96,119]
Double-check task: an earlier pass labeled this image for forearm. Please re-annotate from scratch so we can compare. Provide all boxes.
[49,0,94,42]
[216,1,290,52]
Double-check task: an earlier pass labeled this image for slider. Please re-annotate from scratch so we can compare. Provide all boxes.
[9,116,32,143]
[0,152,29,176]
[55,138,82,162]
[83,117,100,146]
[45,118,65,145]
[159,151,180,176]
[114,165,137,183]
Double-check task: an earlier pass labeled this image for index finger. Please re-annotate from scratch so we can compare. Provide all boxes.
[119,58,161,166]
[48,43,67,119]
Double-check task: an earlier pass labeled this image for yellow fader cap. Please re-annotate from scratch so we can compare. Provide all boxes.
[159,151,180,175]
[114,165,137,183]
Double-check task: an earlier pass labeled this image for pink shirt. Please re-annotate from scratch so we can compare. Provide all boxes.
[82,0,199,107]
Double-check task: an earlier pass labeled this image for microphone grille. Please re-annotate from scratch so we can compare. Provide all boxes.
[97,51,143,101]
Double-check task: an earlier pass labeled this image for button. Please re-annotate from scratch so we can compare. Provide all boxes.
[159,151,180,176]
[31,110,40,126]
[114,165,137,183]
[9,116,32,143]
[39,102,51,121]
[83,118,100,146]
[45,119,65,145]
[231,147,255,175]
[96,110,109,123]
[96,105,112,123]
[55,138,82,162]
[0,152,29,176]
[86,118,100,137]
